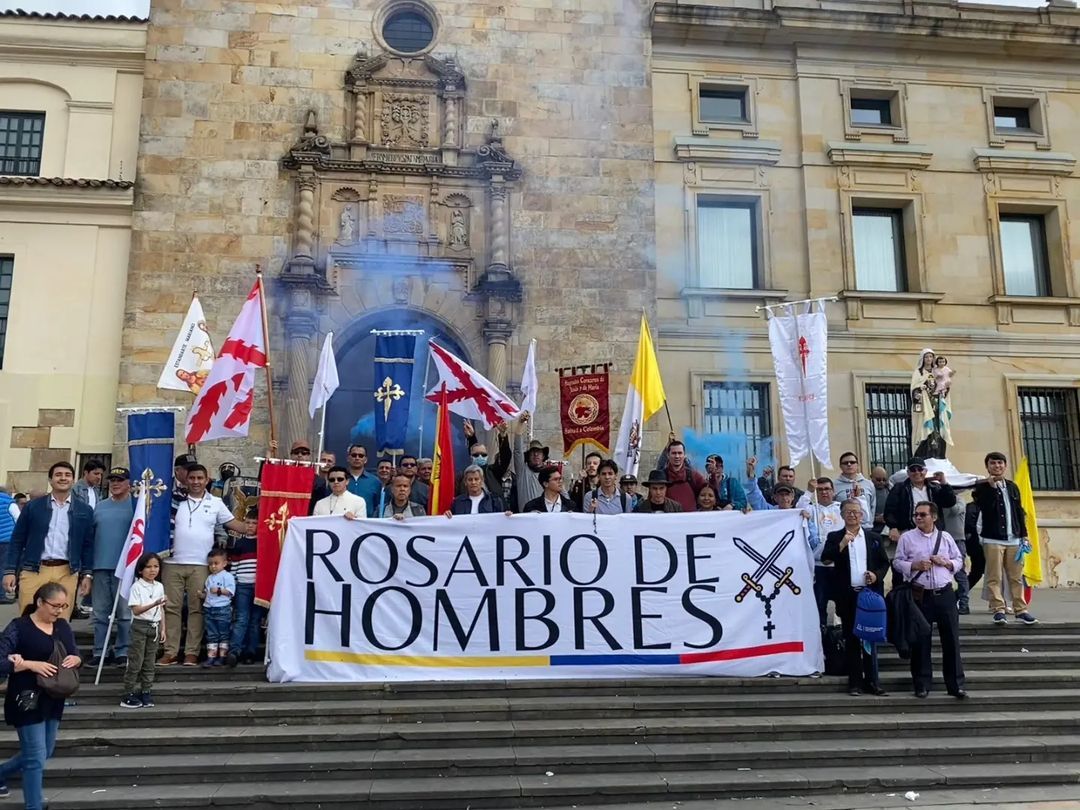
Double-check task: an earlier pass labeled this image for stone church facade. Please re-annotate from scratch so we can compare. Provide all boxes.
[121,0,655,462]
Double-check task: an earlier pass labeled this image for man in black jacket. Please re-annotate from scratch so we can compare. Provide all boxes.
[463,420,511,502]
[523,468,577,513]
[965,452,1037,626]
[446,465,510,516]
[821,499,890,697]
[884,457,956,547]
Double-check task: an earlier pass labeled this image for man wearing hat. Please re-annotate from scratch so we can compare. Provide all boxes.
[633,470,683,513]
[512,413,551,512]
[884,457,956,585]
[291,439,328,515]
[619,474,641,511]
[170,452,197,528]
[89,467,136,666]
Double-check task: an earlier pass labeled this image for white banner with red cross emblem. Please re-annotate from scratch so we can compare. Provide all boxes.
[767,301,832,469]
[266,509,822,683]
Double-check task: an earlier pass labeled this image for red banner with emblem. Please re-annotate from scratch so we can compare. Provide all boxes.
[254,460,316,607]
[558,365,611,456]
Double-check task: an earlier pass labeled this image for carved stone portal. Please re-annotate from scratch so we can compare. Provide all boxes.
[279,49,523,450]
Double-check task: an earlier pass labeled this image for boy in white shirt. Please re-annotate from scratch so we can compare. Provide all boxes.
[122,553,167,709]
[199,548,236,667]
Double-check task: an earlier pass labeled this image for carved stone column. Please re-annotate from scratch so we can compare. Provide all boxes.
[294,168,317,262]
[483,314,513,395]
[351,89,369,144]
[366,178,378,239]
[444,96,459,148]
[281,285,320,449]
[488,179,509,272]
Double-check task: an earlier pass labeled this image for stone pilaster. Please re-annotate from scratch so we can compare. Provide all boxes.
[488,180,508,273]
[483,317,513,394]
[351,88,369,144]
[294,168,317,263]
[281,289,319,450]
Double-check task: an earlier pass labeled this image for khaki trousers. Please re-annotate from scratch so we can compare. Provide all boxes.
[18,566,78,620]
[162,563,208,658]
[984,542,1028,614]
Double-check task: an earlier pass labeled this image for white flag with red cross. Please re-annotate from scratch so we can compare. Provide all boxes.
[114,486,148,600]
[767,301,831,469]
[424,341,522,430]
[184,281,268,444]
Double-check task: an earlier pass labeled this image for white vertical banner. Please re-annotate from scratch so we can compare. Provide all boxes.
[767,301,831,469]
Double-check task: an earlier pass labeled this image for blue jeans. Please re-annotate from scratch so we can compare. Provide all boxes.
[92,571,131,658]
[0,718,59,809]
[230,583,264,658]
[813,565,838,628]
[204,605,232,647]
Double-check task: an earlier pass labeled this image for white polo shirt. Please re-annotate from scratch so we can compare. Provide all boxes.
[313,491,367,517]
[169,493,234,565]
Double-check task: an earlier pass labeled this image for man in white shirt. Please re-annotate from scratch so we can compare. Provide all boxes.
[798,477,844,627]
[313,466,367,518]
[159,464,253,667]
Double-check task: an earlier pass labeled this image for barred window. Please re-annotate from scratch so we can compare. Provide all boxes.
[0,112,44,176]
[1018,387,1080,491]
[0,256,11,368]
[702,382,771,459]
[865,383,911,473]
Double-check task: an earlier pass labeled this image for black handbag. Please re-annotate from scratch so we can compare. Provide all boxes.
[36,638,79,699]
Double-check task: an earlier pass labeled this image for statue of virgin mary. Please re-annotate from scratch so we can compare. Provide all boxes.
[910,348,953,457]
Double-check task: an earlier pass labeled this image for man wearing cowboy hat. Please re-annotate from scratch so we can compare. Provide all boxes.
[633,470,683,513]
[512,413,552,512]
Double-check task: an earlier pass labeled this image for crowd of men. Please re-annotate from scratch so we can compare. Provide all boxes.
[0,412,1040,698]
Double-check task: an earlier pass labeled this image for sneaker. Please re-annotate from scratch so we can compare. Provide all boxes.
[120,693,142,709]
[993,612,1008,625]
[0,782,9,797]
[200,658,216,669]
[1017,612,1039,625]
[182,654,199,667]
[958,604,970,615]
[140,692,154,708]
[113,656,128,667]
[87,655,102,668]
[225,652,238,669]
[156,654,177,667]
[211,657,224,667]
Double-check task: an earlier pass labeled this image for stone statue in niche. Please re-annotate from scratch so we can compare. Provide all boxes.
[449,208,469,249]
[337,206,356,244]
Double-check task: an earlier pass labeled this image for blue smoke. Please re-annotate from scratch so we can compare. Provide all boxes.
[682,428,775,481]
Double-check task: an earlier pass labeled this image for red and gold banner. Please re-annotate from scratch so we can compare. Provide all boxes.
[428,384,456,515]
[255,460,316,607]
[558,365,611,456]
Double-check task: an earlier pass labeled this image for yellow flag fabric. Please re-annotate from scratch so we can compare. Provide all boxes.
[1015,457,1043,586]
[632,314,666,422]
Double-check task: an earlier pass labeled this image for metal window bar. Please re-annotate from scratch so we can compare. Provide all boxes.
[702,382,772,459]
[0,113,44,176]
[0,256,11,369]
[1018,387,1080,491]
[865,383,911,473]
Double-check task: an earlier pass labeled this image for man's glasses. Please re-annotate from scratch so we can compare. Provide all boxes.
[471,453,488,459]
[913,511,932,518]
[293,449,311,456]
[328,477,347,483]
[908,466,926,473]
[401,462,417,468]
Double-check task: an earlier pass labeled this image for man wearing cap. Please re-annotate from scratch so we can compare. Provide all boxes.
[633,470,682,513]
[170,452,197,530]
[884,457,956,583]
[290,440,328,516]
[619,474,640,510]
[89,467,136,666]
[512,413,550,512]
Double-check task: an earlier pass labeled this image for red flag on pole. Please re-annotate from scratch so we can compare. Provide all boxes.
[254,461,315,607]
[428,384,456,515]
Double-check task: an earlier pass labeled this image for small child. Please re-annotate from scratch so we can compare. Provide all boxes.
[199,548,235,667]
[122,553,166,709]
[933,355,954,397]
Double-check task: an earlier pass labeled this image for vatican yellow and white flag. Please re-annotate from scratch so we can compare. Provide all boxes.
[158,294,215,395]
[767,301,831,469]
[614,314,666,477]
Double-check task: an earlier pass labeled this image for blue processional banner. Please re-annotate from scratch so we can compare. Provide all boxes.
[127,411,175,554]
[373,334,416,457]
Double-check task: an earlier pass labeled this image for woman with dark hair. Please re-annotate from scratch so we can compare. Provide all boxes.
[695,485,732,512]
[0,582,81,808]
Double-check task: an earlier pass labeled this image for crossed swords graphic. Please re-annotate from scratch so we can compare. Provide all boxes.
[733,531,800,640]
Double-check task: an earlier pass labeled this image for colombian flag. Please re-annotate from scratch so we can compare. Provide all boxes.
[1015,458,1043,602]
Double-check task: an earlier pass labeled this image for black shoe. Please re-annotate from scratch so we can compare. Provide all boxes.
[868,685,888,696]
[958,604,970,615]
[87,655,102,668]
[240,654,256,665]
[949,689,968,700]
[847,687,861,696]
[120,693,142,709]
[915,689,928,699]
[113,656,128,667]
[0,782,9,797]
[225,652,238,668]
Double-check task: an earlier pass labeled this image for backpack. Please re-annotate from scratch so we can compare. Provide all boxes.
[821,625,846,676]
[854,589,888,644]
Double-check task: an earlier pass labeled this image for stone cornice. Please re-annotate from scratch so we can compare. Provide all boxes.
[972,149,1077,176]
[826,142,933,169]
[652,2,1080,57]
[673,137,781,165]
[0,176,133,190]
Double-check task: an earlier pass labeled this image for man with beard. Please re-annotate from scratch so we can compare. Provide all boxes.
[655,439,706,512]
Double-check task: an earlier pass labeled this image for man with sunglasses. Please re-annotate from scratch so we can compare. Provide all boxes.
[314,466,367,518]
[292,440,328,516]
[834,452,875,531]
[894,501,967,699]
[884,457,956,583]
[345,444,382,517]
[397,454,428,507]
[464,419,511,504]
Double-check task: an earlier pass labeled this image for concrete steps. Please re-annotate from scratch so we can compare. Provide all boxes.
[10,618,1080,808]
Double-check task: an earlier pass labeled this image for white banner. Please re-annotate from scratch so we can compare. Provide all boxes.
[267,510,822,683]
[767,302,832,469]
[158,295,214,393]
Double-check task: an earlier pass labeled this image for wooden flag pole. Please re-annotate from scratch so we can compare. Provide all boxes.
[255,266,278,454]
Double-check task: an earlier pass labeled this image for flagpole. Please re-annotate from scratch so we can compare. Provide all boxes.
[255,266,277,454]
[418,341,432,459]
[315,331,334,460]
